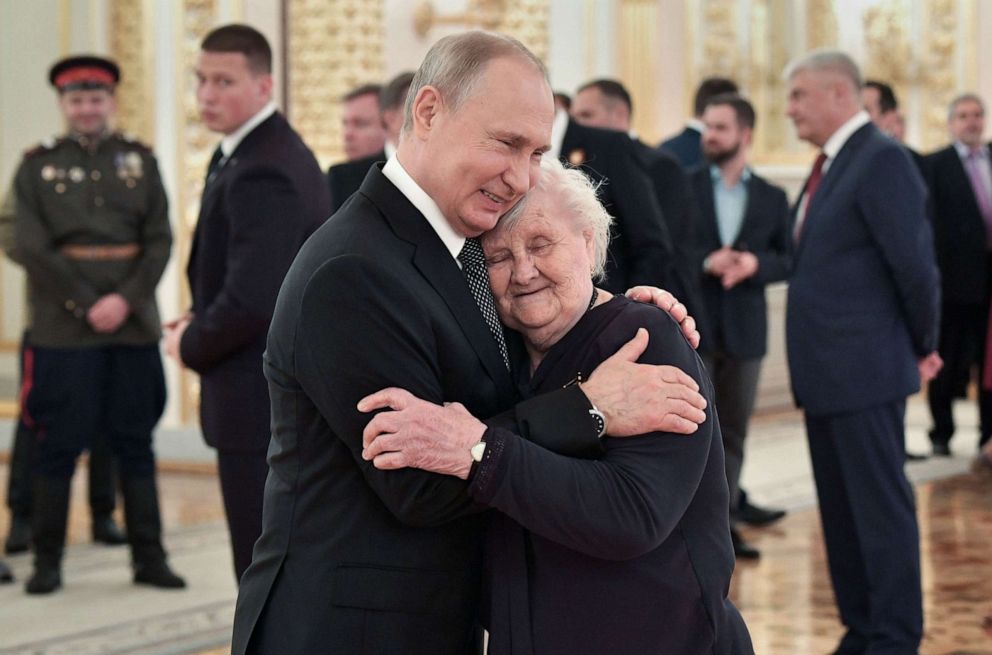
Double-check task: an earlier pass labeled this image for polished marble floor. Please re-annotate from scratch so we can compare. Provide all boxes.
[1,398,991,654]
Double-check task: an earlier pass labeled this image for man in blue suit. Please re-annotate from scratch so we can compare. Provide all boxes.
[785,50,941,655]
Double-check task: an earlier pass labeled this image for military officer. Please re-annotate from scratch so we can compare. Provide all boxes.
[0,55,184,594]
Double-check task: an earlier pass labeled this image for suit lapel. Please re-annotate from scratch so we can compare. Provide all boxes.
[734,177,758,249]
[359,167,516,403]
[695,172,722,249]
[795,124,873,259]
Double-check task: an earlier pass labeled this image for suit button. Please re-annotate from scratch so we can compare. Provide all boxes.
[65,300,76,311]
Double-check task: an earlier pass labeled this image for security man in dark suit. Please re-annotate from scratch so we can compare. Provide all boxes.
[327,73,414,213]
[164,25,331,582]
[660,77,738,169]
[785,51,939,654]
[570,78,706,330]
[692,94,791,559]
[555,105,673,294]
[0,55,184,594]
[925,93,992,455]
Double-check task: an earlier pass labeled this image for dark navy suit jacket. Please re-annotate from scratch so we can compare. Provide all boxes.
[560,120,674,293]
[181,112,331,452]
[327,149,385,214]
[660,125,704,169]
[691,168,791,359]
[924,143,992,305]
[786,123,939,416]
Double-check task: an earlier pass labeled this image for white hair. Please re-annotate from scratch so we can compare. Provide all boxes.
[496,156,613,280]
[784,49,862,91]
[401,31,549,136]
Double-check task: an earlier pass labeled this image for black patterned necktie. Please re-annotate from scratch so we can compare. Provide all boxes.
[205,146,224,184]
[458,238,510,369]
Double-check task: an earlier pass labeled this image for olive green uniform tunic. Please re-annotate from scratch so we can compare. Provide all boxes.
[0,131,172,347]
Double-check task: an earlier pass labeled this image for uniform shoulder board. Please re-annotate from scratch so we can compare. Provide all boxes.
[23,136,61,158]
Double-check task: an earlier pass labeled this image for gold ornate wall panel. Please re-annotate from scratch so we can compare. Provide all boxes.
[175,0,221,421]
[109,0,155,144]
[286,0,385,168]
[617,0,660,142]
[805,0,838,50]
[685,0,978,162]
[499,0,549,63]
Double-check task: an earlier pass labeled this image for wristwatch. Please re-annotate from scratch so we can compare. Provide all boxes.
[589,405,607,438]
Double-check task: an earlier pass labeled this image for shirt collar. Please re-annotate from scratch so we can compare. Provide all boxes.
[822,110,871,161]
[955,141,989,160]
[548,109,570,161]
[383,155,465,261]
[709,165,752,186]
[384,140,397,160]
[686,118,705,133]
[220,101,277,158]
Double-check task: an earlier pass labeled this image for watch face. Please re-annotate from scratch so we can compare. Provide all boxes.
[589,409,606,438]
[471,441,487,462]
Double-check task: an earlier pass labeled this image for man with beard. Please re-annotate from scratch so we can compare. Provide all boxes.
[690,93,791,558]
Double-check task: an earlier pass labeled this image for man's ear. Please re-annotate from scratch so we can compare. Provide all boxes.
[411,85,443,137]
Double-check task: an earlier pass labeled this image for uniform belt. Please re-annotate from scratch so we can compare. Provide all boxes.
[59,243,141,261]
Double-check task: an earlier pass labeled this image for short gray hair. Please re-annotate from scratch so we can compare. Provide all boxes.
[784,49,862,91]
[948,92,985,121]
[401,31,549,136]
[496,156,613,280]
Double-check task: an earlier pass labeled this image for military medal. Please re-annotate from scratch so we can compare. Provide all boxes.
[69,167,85,183]
[568,149,586,166]
[41,165,56,181]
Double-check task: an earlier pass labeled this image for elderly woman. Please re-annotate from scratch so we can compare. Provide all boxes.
[367,157,752,654]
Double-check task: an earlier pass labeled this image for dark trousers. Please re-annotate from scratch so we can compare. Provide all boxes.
[806,400,922,655]
[702,353,762,511]
[23,344,165,480]
[217,449,269,582]
[7,419,118,518]
[9,336,120,518]
[928,300,992,447]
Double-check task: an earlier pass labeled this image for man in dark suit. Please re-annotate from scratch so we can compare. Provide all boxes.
[554,102,674,293]
[660,77,738,169]
[163,24,331,582]
[327,72,413,213]
[231,31,708,655]
[692,93,791,559]
[785,51,940,654]
[925,93,992,456]
[570,78,704,322]
[862,79,927,173]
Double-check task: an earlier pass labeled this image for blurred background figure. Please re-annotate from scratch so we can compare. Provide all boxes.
[341,83,386,162]
[1,54,182,595]
[693,93,791,559]
[925,93,992,457]
[660,76,739,169]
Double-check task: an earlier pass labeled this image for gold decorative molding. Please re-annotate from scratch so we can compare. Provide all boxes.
[499,0,550,64]
[683,0,977,164]
[920,0,976,150]
[413,0,506,37]
[109,0,155,145]
[617,0,660,142]
[805,0,837,50]
[285,0,385,168]
[175,0,220,422]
